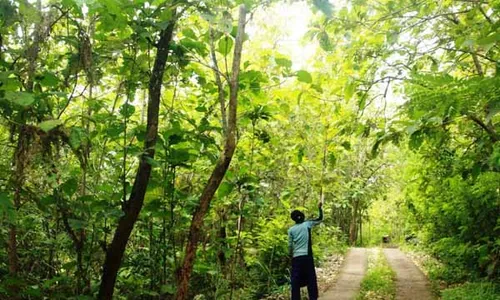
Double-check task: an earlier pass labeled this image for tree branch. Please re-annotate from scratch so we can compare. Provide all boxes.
[209,28,227,134]
[439,47,497,63]
[478,5,493,24]
[467,113,499,142]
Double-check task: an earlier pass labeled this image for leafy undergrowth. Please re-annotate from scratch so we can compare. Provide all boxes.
[403,246,448,295]
[441,282,500,300]
[402,245,500,299]
[356,248,396,300]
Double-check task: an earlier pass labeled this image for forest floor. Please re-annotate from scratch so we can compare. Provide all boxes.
[316,252,346,293]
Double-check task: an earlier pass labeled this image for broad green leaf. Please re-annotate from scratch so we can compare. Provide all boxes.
[344,79,356,100]
[318,31,333,51]
[409,130,424,150]
[167,148,191,166]
[180,38,208,56]
[39,120,62,132]
[312,0,333,17]
[61,178,78,197]
[106,123,125,138]
[217,36,234,56]
[0,72,22,91]
[69,127,85,149]
[477,32,500,46]
[218,11,233,34]
[40,72,60,87]
[182,28,196,39]
[195,106,207,112]
[217,181,234,198]
[145,156,161,167]
[275,57,292,68]
[296,70,312,83]
[4,91,35,107]
[119,103,135,118]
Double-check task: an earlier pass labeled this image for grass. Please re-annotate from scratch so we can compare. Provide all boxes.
[356,248,396,300]
[401,244,500,300]
[441,282,500,300]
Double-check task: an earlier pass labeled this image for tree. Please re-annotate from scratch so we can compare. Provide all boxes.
[98,8,178,300]
[175,4,247,299]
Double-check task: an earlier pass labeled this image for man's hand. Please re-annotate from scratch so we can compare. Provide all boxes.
[318,201,323,209]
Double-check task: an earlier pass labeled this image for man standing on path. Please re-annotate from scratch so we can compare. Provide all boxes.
[288,201,323,300]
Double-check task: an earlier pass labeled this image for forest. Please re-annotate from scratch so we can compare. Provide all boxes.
[0,0,499,299]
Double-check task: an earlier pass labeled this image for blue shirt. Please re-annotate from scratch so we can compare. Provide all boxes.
[288,208,323,257]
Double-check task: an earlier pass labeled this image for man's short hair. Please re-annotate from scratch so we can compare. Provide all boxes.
[291,210,305,223]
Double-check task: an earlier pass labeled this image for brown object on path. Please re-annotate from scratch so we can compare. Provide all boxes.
[383,248,434,300]
[319,248,367,300]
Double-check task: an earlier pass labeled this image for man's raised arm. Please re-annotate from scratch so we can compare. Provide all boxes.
[308,202,323,227]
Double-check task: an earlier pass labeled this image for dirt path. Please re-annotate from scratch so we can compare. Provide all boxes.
[319,248,367,300]
[383,248,434,300]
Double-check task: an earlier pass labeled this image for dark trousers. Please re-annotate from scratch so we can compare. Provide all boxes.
[291,255,318,300]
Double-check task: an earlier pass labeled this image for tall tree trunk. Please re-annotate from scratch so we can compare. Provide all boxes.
[9,141,24,275]
[8,224,18,275]
[349,200,359,245]
[175,6,247,300]
[217,210,228,268]
[7,2,54,280]
[98,19,176,300]
[8,105,30,278]
[359,212,363,246]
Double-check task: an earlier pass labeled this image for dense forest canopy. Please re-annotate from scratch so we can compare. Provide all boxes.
[0,0,499,299]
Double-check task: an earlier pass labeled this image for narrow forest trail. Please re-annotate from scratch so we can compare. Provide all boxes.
[383,248,434,300]
[319,248,367,300]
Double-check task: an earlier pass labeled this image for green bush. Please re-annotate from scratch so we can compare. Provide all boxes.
[441,282,500,300]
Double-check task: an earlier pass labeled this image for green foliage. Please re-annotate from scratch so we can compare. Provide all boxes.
[0,0,499,298]
[296,70,312,84]
[441,282,500,300]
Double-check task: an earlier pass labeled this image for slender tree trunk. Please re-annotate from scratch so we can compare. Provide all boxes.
[217,210,228,268]
[76,241,84,294]
[8,124,28,280]
[7,3,53,280]
[349,200,359,245]
[98,18,176,300]
[175,6,247,300]
[359,213,363,246]
[8,224,18,275]
[149,219,155,290]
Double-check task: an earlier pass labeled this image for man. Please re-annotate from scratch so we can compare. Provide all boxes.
[288,202,323,300]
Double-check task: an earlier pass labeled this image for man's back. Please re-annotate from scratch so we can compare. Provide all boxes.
[288,209,323,257]
[288,221,315,257]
